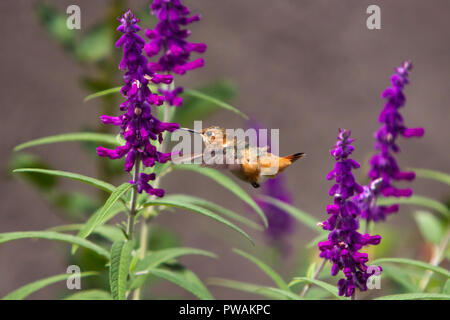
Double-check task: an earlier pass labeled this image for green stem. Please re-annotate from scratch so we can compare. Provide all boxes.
[132,80,175,300]
[126,155,141,240]
[419,230,450,291]
[300,259,326,298]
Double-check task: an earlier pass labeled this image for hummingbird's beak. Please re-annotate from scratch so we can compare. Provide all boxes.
[179,128,201,134]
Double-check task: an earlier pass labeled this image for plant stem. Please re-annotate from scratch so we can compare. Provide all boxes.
[300,259,326,298]
[126,155,141,240]
[133,80,175,300]
[351,292,356,300]
[419,230,450,291]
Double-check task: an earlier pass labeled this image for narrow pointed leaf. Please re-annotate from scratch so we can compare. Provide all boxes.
[183,89,248,119]
[13,168,115,193]
[255,287,301,300]
[172,165,267,228]
[208,278,287,300]
[72,183,132,254]
[233,249,289,291]
[372,258,450,278]
[131,247,217,290]
[146,268,213,300]
[2,272,97,300]
[49,224,125,242]
[0,231,109,259]
[258,195,321,232]
[136,247,217,272]
[410,168,450,186]
[289,277,347,300]
[14,132,118,151]
[64,290,112,300]
[375,293,450,300]
[84,86,121,102]
[142,198,254,245]
[165,194,262,230]
[414,211,445,245]
[110,240,134,300]
[381,265,419,292]
[377,195,450,218]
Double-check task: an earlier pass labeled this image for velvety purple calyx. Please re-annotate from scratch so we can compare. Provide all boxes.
[318,129,382,297]
[97,10,180,197]
[355,60,424,222]
[145,0,206,106]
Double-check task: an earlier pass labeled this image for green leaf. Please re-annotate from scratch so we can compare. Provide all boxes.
[444,280,450,294]
[64,290,112,300]
[142,198,254,245]
[35,2,76,50]
[75,25,113,62]
[165,194,263,230]
[0,231,109,259]
[8,153,58,190]
[172,165,267,228]
[84,86,121,102]
[375,293,450,300]
[146,268,213,300]
[13,168,115,193]
[414,211,445,245]
[372,258,450,279]
[258,195,322,233]
[2,272,97,300]
[381,265,419,293]
[109,240,134,300]
[208,278,288,300]
[49,224,125,242]
[377,195,450,218]
[183,88,248,120]
[72,183,132,254]
[131,247,217,290]
[289,277,347,300]
[173,81,236,126]
[233,249,289,291]
[136,247,217,271]
[14,132,118,151]
[255,287,301,300]
[410,168,450,186]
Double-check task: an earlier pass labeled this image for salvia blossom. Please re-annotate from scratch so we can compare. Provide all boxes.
[355,61,424,222]
[318,129,381,297]
[257,174,295,241]
[97,10,180,197]
[249,120,295,245]
[145,0,207,106]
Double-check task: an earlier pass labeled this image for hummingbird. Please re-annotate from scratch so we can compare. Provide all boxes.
[178,126,304,188]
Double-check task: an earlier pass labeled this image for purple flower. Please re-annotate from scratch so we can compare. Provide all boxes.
[145,0,206,106]
[355,61,424,222]
[256,174,295,240]
[318,129,381,297]
[97,10,180,197]
[248,120,295,245]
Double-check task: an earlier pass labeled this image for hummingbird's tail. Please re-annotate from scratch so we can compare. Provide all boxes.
[283,152,305,163]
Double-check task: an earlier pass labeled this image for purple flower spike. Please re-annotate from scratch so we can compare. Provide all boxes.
[145,0,206,106]
[256,175,295,245]
[97,10,180,197]
[318,129,381,297]
[355,61,424,222]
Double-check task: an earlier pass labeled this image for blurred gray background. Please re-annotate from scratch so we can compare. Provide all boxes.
[0,0,449,299]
